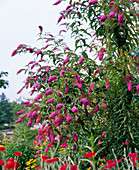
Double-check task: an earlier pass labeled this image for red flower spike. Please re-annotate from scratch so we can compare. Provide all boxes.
[84,152,96,158]
[106,160,113,164]
[46,157,58,163]
[104,162,116,169]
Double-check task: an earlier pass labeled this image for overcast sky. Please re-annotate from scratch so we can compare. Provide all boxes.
[0,0,70,101]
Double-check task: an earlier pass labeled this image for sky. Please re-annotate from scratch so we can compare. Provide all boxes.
[0,0,70,101]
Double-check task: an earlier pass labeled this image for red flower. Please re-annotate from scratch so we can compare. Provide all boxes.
[46,157,58,163]
[106,160,113,164]
[84,152,96,158]
[0,159,4,165]
[62,143,68,148]
[125,141,129,145]
[102,157,106,159]
[104,162,116,169]
[5,160,19,169]
[14,152,22,156]
[37,166,43,170]
[47,143,53,148]
[118,158,123,163]
[7,158,14,162]
[60,163,69,170]
[70,165,78,170]
[0,146,6,151]
[133,162,136,167]
[42,155,48,161]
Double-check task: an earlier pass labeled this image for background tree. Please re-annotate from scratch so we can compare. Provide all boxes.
[0,71,8,89]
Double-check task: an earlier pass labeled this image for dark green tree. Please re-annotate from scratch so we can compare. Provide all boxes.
[0,71,8,89]
[0,93,14,127]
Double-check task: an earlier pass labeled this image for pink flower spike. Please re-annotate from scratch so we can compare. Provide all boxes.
[102,131,106,138]
[76,83,83,89]
[53,0,61,5]
[26,47,34,51]
[57,16,63,23]
[66,114,72,122]
[106,80,110,89]
[133,56,139,60]
[109,11,116,19]
[67,9,71,14]
[63,56,70,65]
[79,57,84,65]
[71,107,78,113]
[99,15,107,22]
[48,75,57,82]
[57,89,62,97]
[73,134,78,143]
[65,85,69,94]
[46,98,55,104]
[94,68,100,75]
[126,81,133,91]
[60,70,65,77]
[34,94,42,102]
[16,118,22,123]
[16,109,24,115]
[49,34,54,37]
[80,98,88,107]
[50,111,57,119]
[39,25,43,33]
[102,103,107,111]
[126,75,133,80]
[98,51,104,60]
[56,104,63,110]
[95,105,99,112]
[46,66,50,72]
[118,12,124,24]
[36,50,42,56]
[54,116,63,126]
[89,0,98,5]
[45,89,53,96]
[11,50,17,56]
[136,84,139,93]
[90,83,94,90]
[109,1,115,6]
[65,46,70,50]
[17,69,25,74]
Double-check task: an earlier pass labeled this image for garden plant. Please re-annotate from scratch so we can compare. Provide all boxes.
[0,0,139,169]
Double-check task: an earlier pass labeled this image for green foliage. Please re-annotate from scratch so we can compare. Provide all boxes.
[0,71,8,89]
[11,0,139,169]
[4,120,38,169]
[0,93,15,126]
